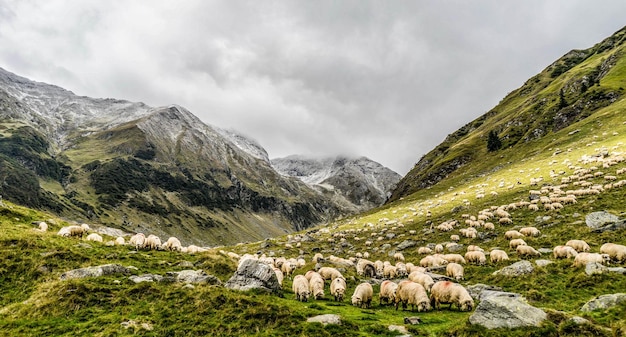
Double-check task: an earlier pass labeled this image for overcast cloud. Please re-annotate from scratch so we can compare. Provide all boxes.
[0,1,625,174]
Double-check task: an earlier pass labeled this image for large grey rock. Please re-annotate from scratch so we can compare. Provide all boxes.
[167,270,222,285]
[469,295,547,329]
[535,259,553,267]
[307,314,341,326]
[492,261,534,277]
[580,293,626,312]
[130,274,166,283]
[60,264,131,280]
[586,211,620,229]
[585,262,609,275]
[225,259,281,293]
[466,284,504,301]
[396,240,417,251]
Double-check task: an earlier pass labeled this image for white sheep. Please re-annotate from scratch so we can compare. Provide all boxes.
[379,280,398,305]
[144,234,162,250]
[464,251,486,265]
[566,239,591,252]
[393,252,405,262]
[417,247,432,254]
[163,237,182,252]
[395,280,431,312]
[351,282,373,308]
[516,245,541,258]
[330,277,347,302]
[114,236,126,246]
[489,249,509,263]
[317,267,343,281]
[57,225,87,238]
[519,227,541,237]
[450,235,460,242]
[446,263,464,281]
[419,255,449,268]
[37,222,48,232]
[86,233,103,242]
[504,230,524,240]
[467,245,484,252]
[573,252,611,267]
[129,233,146,250]
[434,244,444,253]
[383,265,398,279]
[600,243,626,263]
[309,272,325,300]
[292,275,310,302]
[408,271,434,292]
[442,254,466,264]
[430,281,474,311]
[509,238,527,249]
[553,245,578,259]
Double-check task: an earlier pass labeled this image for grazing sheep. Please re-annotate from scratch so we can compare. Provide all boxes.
[467,245,484,252]
[312,253,324,263]
[395,280,431,312]
[418,247,432,254]
[86,233,103,242]
[394,252,405,262]
[129,233,146,250]
[504,230,524,240]
[509,238,527,249]
[519,227,541,237]
[38,222,48,232]
[490,249,509,263]
[292,275,310,302]
[395,262,408,277]
[434,244,444,253]
[163,237,182,252]
[553,245,579,259]
[516,245,541,258]
[356,259,376,277]
[309,272,325,300]
[281,260,296,277]
[600,243,626,263]
[483,222,495,230]
[383,265,398,279]
[379,280,398,305]
[58,225,87,238]
[430,281,474,311]
[304,270,318,281]
[573,253,611,267]
[330,277,347,302]
[450,235,460,242]
[351,283,374,308]
[442,254,466,264]
[446,263,464,281]
[144,235,162,250]
[374,260,385,277]
[408,271,434,292]
[566,239,591,252]
[465,251,486,265]
[318,267,343,281]
[272,267,284,287]
[420,255,449,268]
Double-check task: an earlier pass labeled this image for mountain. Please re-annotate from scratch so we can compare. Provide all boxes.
[0,67,350,246]
[390,26,626,202]
[271,155,401,211]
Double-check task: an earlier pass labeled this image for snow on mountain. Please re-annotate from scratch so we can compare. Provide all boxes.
[214,128,270,163]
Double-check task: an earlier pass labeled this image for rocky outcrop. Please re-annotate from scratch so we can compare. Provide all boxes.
[469,293,547,329]
[580,293,626,312]
[492,261,534,277]
[60,264,131,280]
[307,314,341,326]
[224,259,281,293]
[586,211,626,232]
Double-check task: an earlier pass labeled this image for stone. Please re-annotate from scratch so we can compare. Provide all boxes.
[538,248,553,255]
[586,211,620,229]
[492,261,534,277]
[396,240,417,251]
[404,316,422,325]
[183,284,195,289]
[580,293,626,312]
[466,284,504,301]
[177,261,194,268]
[225,259,281,293]
[307,314,341,326]
[167,270,222,285]
[60,264,131,280]
[76,243,93,249]
[608,267,626,274]
[386,233,396,240]
[388,325,409,334]
[129,274,165,283]
[469,295,547,329]
[446,243,463,253]
[535,259,553,267]
[569,316,591,325]
[585,262,608,275]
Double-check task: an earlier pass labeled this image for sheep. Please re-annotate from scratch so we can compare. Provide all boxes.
[483,222,495,230]
[309,272,325,300]
[304,270,318,281]
[37,222,48,232]
[185,245,206,254]
[566,239,591,252]
[573,253,611,267]
[434,244,444,253]
[408,271,434,292]
[383,265,398,279]
[86,233,103,242]
[553,245,579,259]
[114,236,126,246]
[442,254,466,264]
[490,249,509,263]
[395,280,431,312]
[446,263,464,281]
[351,282,374,308]
[600,243,626,263]
[465,251,486,265]
[395,262,408,277]
[58,225,87,238]
[312,253,324,263]
[418,247,432,254]
[420,255,449,268]
[330,277,347,302]
[504,230,524,240]
[374,260,385,277]
[356,259,376,277]
[318,267,343,281]
[430,281,474,311]
[129,233,146,250]
[509,238,527,249]
[450,235,460,242]
[516,245,541,258]
[519,227,541,237]
[144,235,162,250]
[163,237,182,252]
[467,245,484,252]
[394,252,405,262]
[379,280,398,305]
[281,260,296,277]
[292,275,310,302]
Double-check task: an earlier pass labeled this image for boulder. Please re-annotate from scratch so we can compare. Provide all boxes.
[535,259,553,267]
[469,295,547,329]
[466,284,504,301]
[225,259,281,293]
[492,261,534,277]
[60,264,131,280]
[388,325,409,335]
[585,262,608,276]
[396,240,417,251]
[404,316,422,325]
[537,248,553,255]
[167,270,222,285]
[580,293,626,312]
[307,314,341,326]
[586,211,620,229]
[129,274,166,283]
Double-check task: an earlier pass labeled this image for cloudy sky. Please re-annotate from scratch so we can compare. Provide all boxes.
[0,1,625,174]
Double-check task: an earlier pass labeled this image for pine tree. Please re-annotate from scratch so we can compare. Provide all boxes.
[487,130,502,152]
